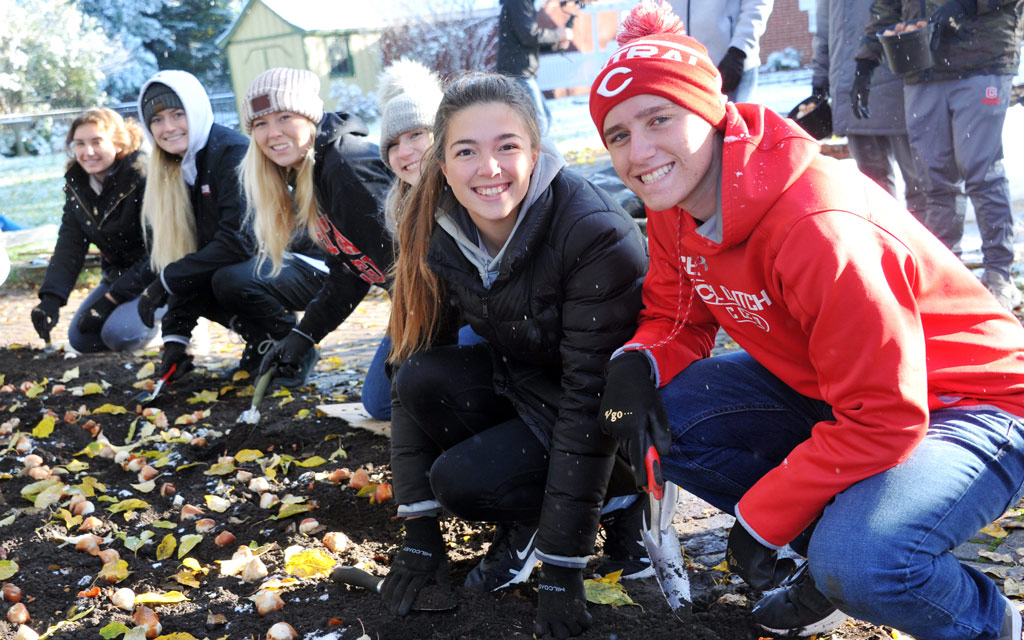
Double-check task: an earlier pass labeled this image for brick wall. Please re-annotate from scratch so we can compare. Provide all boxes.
[760,0,814,66]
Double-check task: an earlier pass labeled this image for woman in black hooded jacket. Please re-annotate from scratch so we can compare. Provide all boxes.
[31,107,154,352]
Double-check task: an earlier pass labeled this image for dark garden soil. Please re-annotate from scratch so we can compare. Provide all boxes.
[0,345,904,640]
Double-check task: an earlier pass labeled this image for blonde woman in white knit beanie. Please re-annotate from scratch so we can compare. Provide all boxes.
[224,67,393,389]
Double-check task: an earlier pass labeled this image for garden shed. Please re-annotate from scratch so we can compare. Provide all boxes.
[218,0,395,113]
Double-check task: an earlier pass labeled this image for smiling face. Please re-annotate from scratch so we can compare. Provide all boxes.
[602,94,716,216]
[441,102,538,253]
[71,123,118,180]
[388,128,432,187]
[251,111,316,169]
[149,107,190,157]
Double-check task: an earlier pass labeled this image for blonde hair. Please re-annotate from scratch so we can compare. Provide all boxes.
[65,107,144,171]
[141,144,197,272]
[388,73,539,363]
[240,116,321,276]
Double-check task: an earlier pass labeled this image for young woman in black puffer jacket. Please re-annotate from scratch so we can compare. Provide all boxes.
[383,73,647,639]
[31,107,154,352]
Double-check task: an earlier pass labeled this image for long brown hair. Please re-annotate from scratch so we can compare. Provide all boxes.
[388,73,540,362]
[65,107,144,171]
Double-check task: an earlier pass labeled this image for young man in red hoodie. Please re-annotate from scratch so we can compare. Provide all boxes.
[590,2,1024,639]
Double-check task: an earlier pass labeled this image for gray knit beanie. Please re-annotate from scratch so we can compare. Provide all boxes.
[376,59,443,168]
[241,67,325,134]
[141,83,184,125]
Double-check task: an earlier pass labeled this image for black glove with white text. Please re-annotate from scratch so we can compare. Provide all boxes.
[598,352,671,491]
[534,564,591,639]
[380,516,447,616]
[726,523,798,591]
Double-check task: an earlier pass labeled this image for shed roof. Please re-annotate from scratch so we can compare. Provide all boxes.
[219,0,500,45]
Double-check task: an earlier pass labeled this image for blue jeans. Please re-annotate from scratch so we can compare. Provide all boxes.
[660,351,1024,640]
[69,280,160,353]
[362,326,487,420]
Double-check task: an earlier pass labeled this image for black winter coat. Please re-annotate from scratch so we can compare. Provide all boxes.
[160,124,252,338]
[497,0,564,78]
[406,168,647,561]
[294,112,393,343]
[39,151,149,305]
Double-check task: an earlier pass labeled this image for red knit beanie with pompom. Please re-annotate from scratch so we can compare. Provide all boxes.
[589,0,726,141]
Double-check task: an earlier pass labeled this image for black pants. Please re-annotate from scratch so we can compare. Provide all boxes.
[391,344,637,523]
[391,344,551,523]
[210,256,326,339]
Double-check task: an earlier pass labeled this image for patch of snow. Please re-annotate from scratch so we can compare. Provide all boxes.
[77,574,91,585]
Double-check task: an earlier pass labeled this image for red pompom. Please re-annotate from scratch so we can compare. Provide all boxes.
[616,0,687,46]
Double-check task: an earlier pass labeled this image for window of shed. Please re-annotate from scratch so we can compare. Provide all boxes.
[327,36,353,77]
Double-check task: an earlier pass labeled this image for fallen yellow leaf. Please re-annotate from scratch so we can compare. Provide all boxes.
[136,362,155,380]
[285,548,336,578]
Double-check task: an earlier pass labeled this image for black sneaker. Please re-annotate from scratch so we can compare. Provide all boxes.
[233,337,275,376]
[592,497,654,580]
[752,563,849,637]
[464,522,539,592]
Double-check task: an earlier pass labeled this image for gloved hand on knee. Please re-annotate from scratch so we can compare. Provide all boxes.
[78,294,118,335]
[726,522,797,590]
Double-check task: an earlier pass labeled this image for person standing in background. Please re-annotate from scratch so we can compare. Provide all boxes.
[856,0,1023,312]
[811,0,927,222]
[667,0,774,102]
[497,0,574,136]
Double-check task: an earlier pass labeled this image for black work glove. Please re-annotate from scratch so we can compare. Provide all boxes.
[258,329,314,380]
[534,564,591,639]
[717,46,747,95]
[931,0,977,49]
[811,82,829,103]
[380,516,446,616]
[157,341,194,382]
[137,279,169,329]
[31,295,62,343]
[77,294,118,334]
[849,59,877,120]
[598,352,671,492]
[726,523,798,591]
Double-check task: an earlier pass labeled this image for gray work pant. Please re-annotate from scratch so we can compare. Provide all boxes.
[847,133,928,222]
[904,74,1016,276]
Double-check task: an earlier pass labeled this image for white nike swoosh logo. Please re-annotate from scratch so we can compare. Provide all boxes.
[515,530,539,561]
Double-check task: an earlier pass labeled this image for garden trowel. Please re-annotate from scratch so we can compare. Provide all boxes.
[330,566,457,611]
[133,363,176,405]
[237,366,275,425]
[641,446,692,616]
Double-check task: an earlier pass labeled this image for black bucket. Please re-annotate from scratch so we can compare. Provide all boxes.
[878,22,935,76]
[787,95,832,140]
